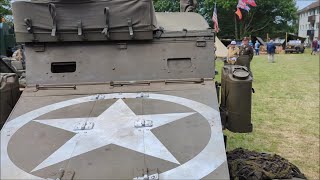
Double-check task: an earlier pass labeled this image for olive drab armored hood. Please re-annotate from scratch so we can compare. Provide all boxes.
[1,0,230,179]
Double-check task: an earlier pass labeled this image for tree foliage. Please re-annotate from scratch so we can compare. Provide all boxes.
[0,0,11,17]
[154,0,180,12]
[154,0,298,39]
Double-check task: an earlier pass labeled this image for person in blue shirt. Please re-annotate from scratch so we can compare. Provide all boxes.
[254,41,260,55]
[266,39,276,63]
[249,40,253,47]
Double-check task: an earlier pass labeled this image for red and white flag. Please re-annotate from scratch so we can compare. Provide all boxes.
[243,0,257,7]
[235,0,257,20]
[235,8,243,20]
[212,3,219,33]
[237,0,250,12]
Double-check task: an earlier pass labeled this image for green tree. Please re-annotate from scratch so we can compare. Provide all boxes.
[0,0,12,17]
[154,0,298,39]
[154,0,180,12]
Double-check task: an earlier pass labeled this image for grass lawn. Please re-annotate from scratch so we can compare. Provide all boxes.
[216,49,319,179]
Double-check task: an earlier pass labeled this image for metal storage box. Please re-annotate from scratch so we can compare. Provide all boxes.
[220,65,253,133]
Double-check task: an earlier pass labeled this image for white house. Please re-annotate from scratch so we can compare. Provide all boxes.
[298,0,320,43]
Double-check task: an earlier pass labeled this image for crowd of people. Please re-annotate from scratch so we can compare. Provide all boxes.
[226,37,278,77]
[226,37,319,74]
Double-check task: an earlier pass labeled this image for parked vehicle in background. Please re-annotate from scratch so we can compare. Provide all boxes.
[285,40,305,54]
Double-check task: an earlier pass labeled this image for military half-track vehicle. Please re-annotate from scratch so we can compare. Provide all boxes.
[1,0,253,179]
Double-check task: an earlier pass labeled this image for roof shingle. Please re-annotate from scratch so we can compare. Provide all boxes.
[298,0,320,14]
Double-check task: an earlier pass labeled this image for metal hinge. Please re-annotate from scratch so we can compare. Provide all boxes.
[74,121,95,131]
[196,37,207,47]
[134,173,159,180]
[134,119,153,128]
[110,81,150,87]
[165,78,205,84]
[34,84,77,92]
[136,92,150,98]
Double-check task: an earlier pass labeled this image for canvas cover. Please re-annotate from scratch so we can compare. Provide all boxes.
[12,0,156,42]
[0,73,20,128]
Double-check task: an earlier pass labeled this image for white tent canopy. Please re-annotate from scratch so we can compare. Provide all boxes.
[215,37,228,58]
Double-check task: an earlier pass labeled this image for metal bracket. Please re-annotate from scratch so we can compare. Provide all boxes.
[91,94,105,100]
[134,119,153,128]
[134,173,159,180]
[118,43,127,50]
[196,37,207,47]
[34,84,77,92]
[33,44,46,52]
[136,92,149,98]
[165,78,205,84]
[110,81,150,87]
[74,121,95,131]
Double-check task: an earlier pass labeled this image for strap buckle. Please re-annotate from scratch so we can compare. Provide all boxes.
[101,7,110,39]
[127,18,134,39]
[77,20,83,36]
[24,18,37,42]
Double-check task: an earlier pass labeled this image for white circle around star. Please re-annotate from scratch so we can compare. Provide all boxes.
[1,93,226,179]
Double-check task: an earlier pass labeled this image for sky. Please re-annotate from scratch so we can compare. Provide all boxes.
[296,0,317,10]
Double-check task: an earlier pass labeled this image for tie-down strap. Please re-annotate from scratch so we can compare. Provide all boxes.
[24,18,37,41]
[101,7,110,39]
[127,18,134,39]
[48,3,57,37]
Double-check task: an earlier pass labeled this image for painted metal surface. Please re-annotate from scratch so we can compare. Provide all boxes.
[25,38,215,85]
[1,83,229,179]
[3,1,230,179]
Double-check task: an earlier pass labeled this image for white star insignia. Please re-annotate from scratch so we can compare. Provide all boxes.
[32,99,196,172]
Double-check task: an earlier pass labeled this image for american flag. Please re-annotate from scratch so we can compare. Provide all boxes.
[212,3,219,33]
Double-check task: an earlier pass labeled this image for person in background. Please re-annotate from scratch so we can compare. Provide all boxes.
[249,40,253,47]
[267,39,276,63]
[311,39,318,55]
[237,37,254,76]
[254,40,260,55]
[227,41,239,65]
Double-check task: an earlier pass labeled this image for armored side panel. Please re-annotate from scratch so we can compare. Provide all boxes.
[220,65,253,133]
[0,73,20,128]
[25,13,215,85]
[12,0,156,42]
